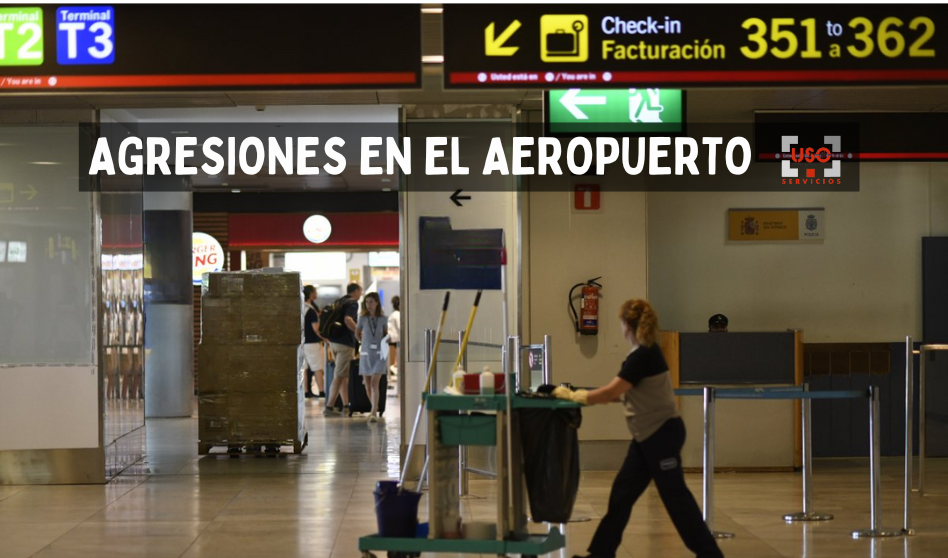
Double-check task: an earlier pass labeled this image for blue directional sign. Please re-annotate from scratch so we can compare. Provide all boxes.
[56,6,115,65]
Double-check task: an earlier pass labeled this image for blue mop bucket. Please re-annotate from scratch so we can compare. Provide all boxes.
[374,487,422,538]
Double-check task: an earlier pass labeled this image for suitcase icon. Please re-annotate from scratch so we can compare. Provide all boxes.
[546,29,577,55]
[540,16,588,62]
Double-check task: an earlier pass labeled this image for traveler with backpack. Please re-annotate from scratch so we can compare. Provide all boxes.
[321,283,363,417]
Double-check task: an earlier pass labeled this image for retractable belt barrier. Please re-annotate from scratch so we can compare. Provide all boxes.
[674,387,864,400]
[675,385,904,539]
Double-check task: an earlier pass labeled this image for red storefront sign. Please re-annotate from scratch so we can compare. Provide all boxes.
[228,213,398,249]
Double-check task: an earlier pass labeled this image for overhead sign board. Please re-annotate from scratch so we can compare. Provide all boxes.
[546,88,684,135]
[756,112,948,162]
[0,5,421,91]
[444,5,948,88]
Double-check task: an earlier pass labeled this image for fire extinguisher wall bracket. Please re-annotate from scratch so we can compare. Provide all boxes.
[569,277,602,336]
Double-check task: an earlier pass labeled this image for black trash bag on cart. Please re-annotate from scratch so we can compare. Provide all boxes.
[519,408,582,523]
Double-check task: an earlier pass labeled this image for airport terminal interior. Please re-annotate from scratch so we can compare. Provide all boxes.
[2,3,948,558]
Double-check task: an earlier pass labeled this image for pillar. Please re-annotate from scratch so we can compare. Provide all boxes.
[143,182,193,418]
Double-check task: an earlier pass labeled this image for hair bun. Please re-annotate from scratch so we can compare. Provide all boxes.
[619,299,659,347]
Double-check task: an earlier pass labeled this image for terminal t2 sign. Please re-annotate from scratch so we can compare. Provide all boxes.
[444,5,948,87]
[0,8,43,66]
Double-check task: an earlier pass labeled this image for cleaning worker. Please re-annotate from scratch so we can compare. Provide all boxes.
[554,299,724,558]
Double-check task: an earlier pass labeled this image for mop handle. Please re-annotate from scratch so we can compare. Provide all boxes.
[399,292,450,488]
[423,292,452,393]
[452,290,482,374]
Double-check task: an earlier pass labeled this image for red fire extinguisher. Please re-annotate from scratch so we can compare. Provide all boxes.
[569,277,603,336]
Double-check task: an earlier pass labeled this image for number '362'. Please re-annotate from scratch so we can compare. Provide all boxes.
[741,16,936,60]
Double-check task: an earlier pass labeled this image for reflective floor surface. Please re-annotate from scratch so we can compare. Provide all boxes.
[1,394,947,558]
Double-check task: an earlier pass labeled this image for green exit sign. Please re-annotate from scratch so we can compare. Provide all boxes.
[546,88,684,136]
[0,7,44,66]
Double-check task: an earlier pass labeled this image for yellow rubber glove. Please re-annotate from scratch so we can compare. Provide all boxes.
[570,389,589,405]
[552,387,589,405]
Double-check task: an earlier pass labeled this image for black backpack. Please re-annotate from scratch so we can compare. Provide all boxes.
[318,296,354,339]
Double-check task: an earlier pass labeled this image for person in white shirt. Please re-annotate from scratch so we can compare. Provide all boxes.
[387,296,401,377]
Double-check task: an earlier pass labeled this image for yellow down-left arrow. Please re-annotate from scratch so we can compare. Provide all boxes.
[485,20,521,56]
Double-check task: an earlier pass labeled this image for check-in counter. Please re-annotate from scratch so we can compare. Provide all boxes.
[660,331,803,471]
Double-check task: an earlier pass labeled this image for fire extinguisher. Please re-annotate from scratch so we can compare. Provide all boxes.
[569,277,603,336]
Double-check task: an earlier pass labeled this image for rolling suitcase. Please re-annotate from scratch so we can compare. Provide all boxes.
[347,359,388,417]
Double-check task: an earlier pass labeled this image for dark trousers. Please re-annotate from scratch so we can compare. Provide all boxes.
[305,367,315,394]
[588,417,723,558]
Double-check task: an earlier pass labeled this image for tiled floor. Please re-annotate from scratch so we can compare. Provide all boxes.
[1,394,947,558]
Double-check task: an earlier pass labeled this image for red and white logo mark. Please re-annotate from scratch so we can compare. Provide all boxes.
[781,135,841,179]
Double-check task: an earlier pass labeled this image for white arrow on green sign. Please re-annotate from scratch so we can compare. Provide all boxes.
[547,88,683,135]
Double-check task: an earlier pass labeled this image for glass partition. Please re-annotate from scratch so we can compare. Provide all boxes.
[99,116,145,479]
[0,125,103,483]
[0,127,94,366]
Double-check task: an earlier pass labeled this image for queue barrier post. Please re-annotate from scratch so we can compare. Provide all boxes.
[458,330,470,498]
[853,386,902,539]
[677,385,902,538]
[543,335,553,386]
[702,387,735,539]
[919,345,926,496]
[783,383,834,522]
[903,336,915,535]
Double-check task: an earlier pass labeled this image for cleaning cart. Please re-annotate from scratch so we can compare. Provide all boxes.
[358,394,580,558]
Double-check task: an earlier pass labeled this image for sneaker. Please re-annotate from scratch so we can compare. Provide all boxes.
[318,391,326,398]
[323,407,339,417]
[368,415,378,423]
[305,392,315,399]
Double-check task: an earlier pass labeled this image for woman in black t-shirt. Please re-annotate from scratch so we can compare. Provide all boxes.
[555,299,723,558]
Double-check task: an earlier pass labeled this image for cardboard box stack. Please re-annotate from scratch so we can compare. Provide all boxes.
[198,271,306,451]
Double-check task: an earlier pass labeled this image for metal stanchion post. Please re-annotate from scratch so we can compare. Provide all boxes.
[703,387,734,539]
[918,347,926,496]
[422,329,434,490]
[784,384,833,522]
[510,336,522,393]
[853,386,902,538]
[903,336,915,535]
[458,330,469,498]
[543,335,553,386]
